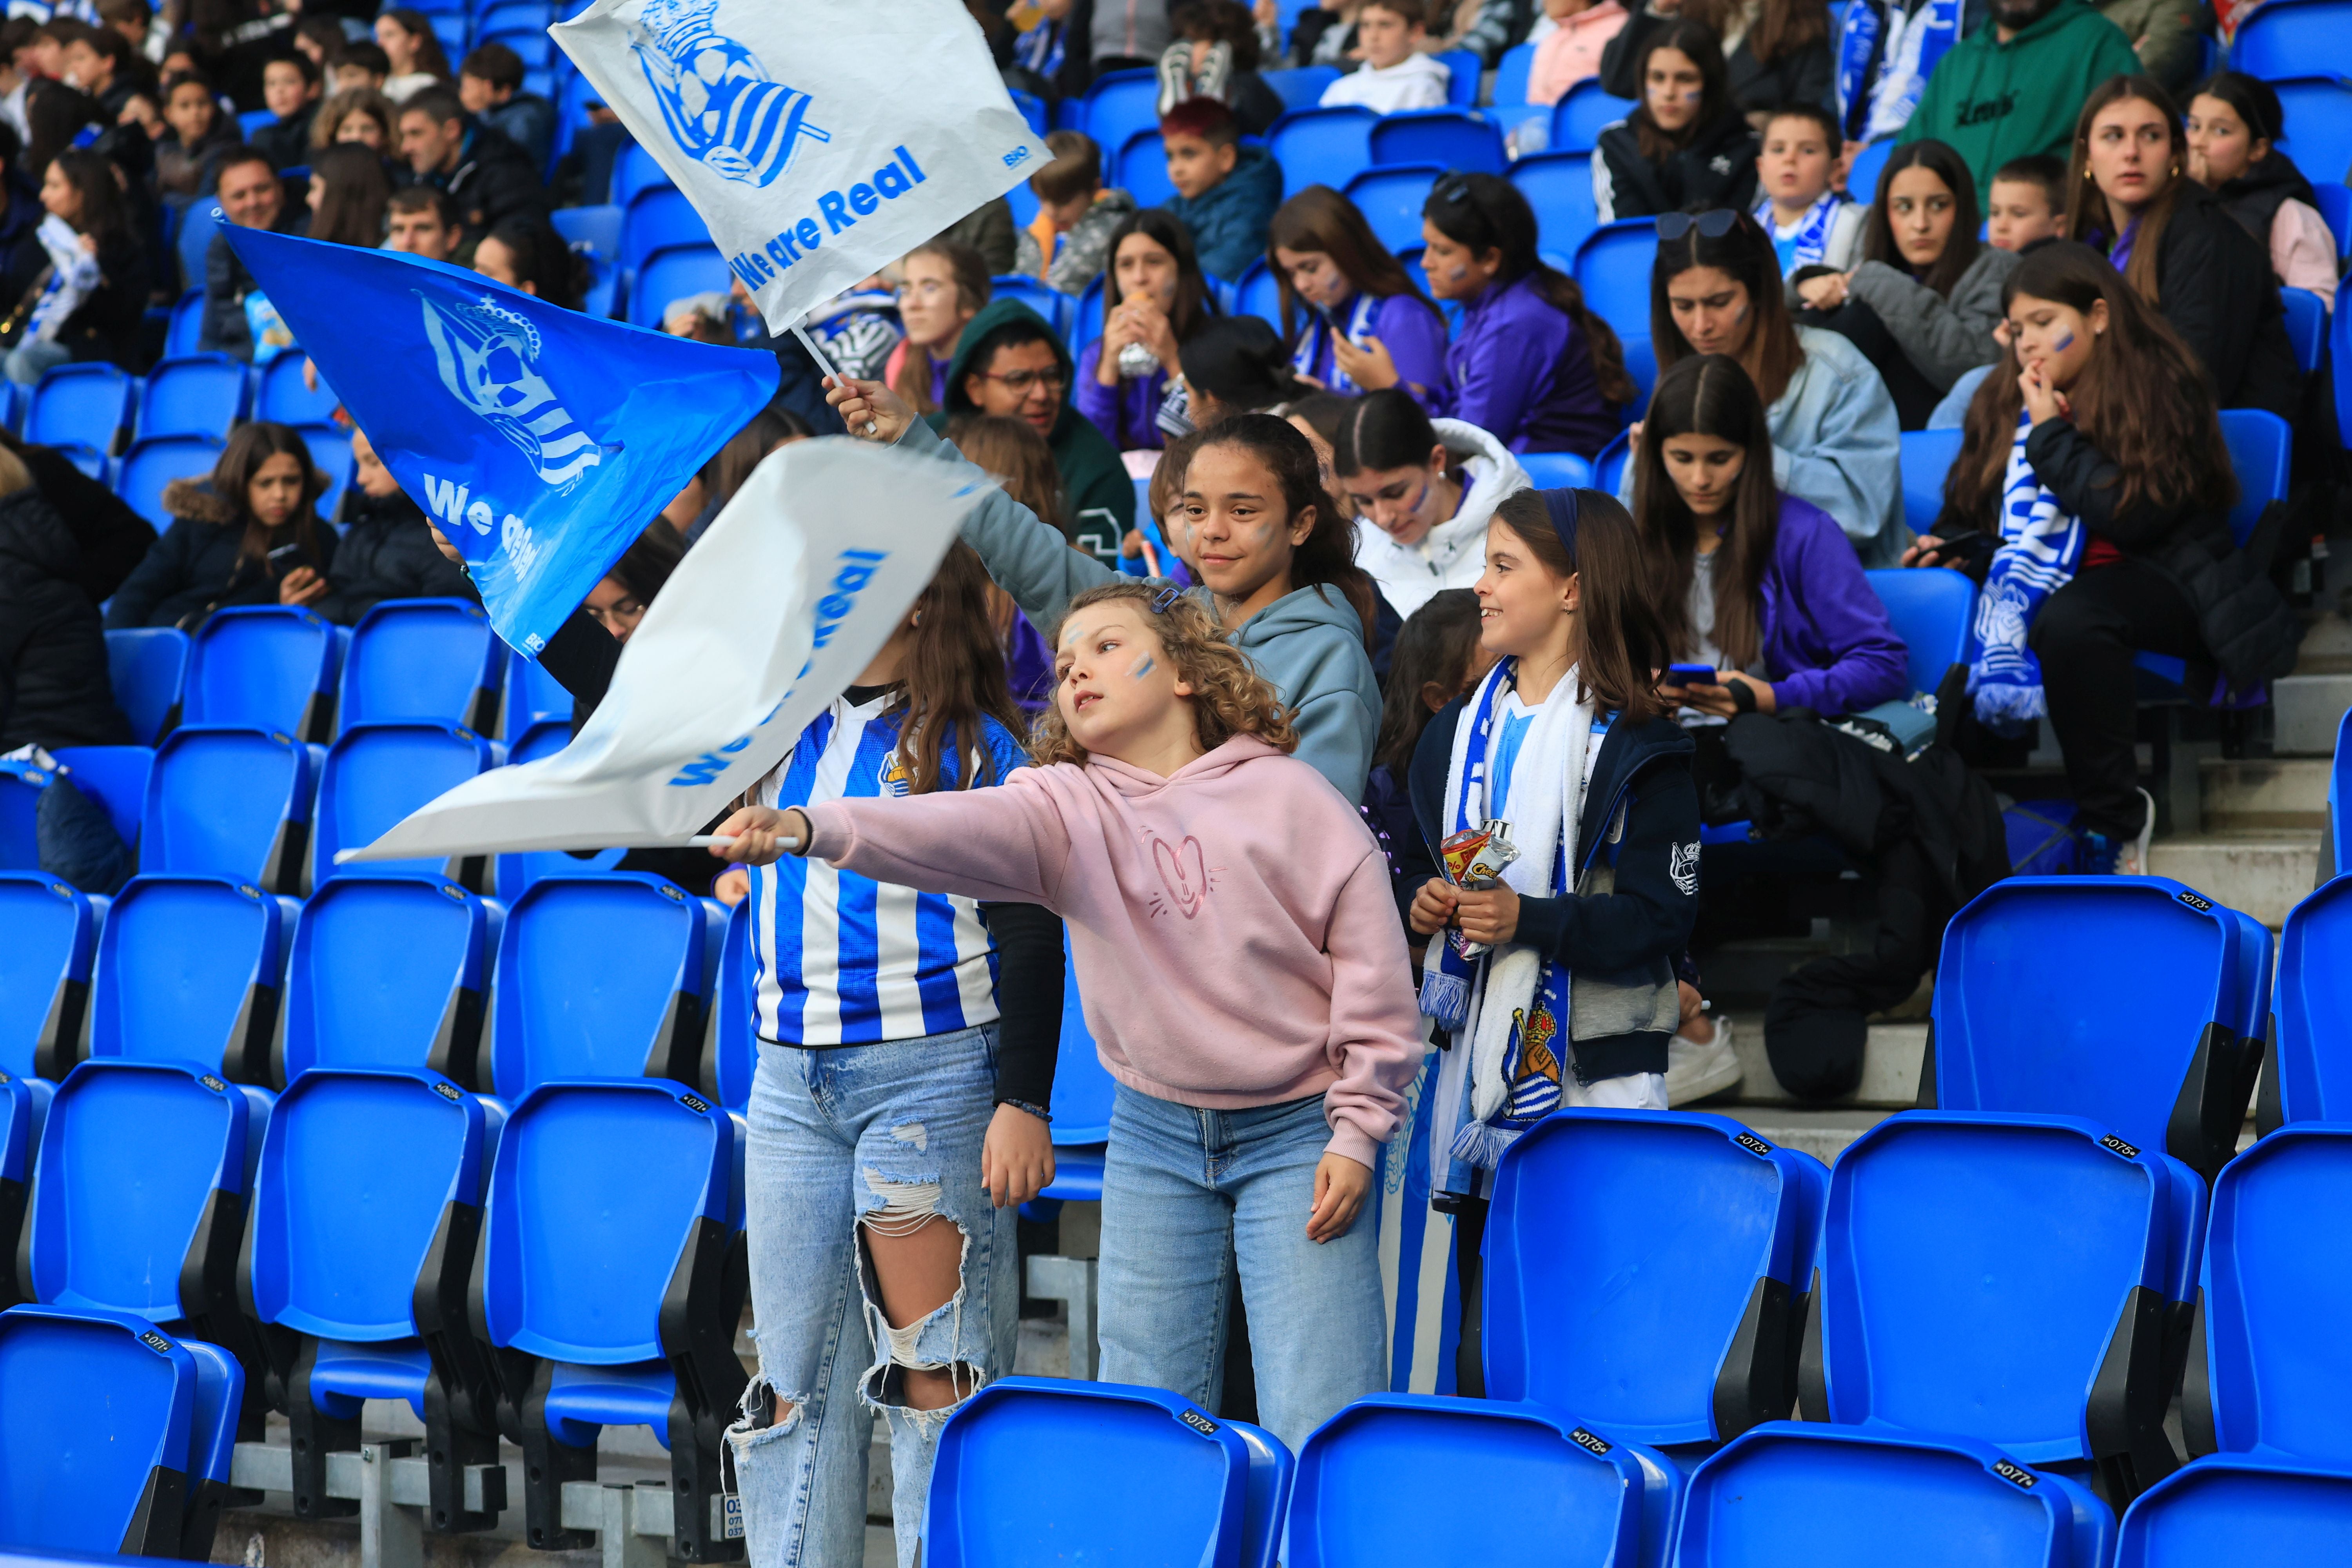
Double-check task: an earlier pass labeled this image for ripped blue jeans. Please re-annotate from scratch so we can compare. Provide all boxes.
[727,1025,1017,1568]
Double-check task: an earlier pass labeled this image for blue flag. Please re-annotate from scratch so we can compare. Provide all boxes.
[224,226,779,654]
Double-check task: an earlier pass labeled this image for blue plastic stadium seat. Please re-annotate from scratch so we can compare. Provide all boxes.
[1927,877,2270,1181]
[183,604,342,742]
[313,722,503,886]
[281,877,496,1088]
[704,897,754,1110]
[340,599,506,734]
[491,873,717,1098]
[2118,1454,2352,1566]
[477,1078,745,1557]
[0,1303,244,1556]
[483,29,552,67]
[491,722,626,900]
[2333,710,2352,882]
[1676,1423,2114,1567]
[1,749,139,875]
[176,203,219,299]
[1009,87,1049,138]
[2271,77,2352,199]
[2220,408,2290,546]
[1573,219,1657,340]
[48,744,150,850]
[1343,163,1445,256]
[88,875,292,1081]
[1262,65,1340,111]
[611,140,674,209]
[1290,1394,1676,1567]
[630,243,730,328]
[51,439,107,481]
[478,1,555,36]
[1367,109,1506,174]
[2314,183,2351,258]
[117,434,227,530]
[1511,150,1600,261]
[0,873,101,1080]
[1231,258,1282,329]
[1519,451,1593,488]
[1808,1113,2201,1491]
[1082,67,1160,156]
[1620,332,1656,408]
[1594,427,1631,494]
[2228,0,2352,82]
[25,363,133,452]
[2272,878,2352,1123]
[1434,47,1478,105]
[1847,136,1896,201]
[1069,273,1106,355]
[1492,40,1537,108]
[504,653,573,737]
[292,422,352,522]
[1269,107,1378,197]
[550,201,624,268]
[0,1051,53,1266]
[254,350,338,426]
[1898,426,1963,535]
[243,1066,504,1528]
[926,1377,1289,1567]
[104,626,189,745]
[137,354,248,442]
[1112,128,1172,210]
[619,185,708,274]
[1482,1110,1826,1458]
[1551,79,1636,153]
[165,288,206,359]
[2283,287,2327,376]
[990,274,1067,337]
[139,724,314,892]
[1865,566,1974,697]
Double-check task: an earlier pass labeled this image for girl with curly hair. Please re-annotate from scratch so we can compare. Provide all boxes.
[713,577,1424,1454]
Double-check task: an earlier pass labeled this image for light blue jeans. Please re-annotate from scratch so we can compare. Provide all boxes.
[1098,1083,1388,1453]
[4,339,71,385]
[726,1025,1017,1568]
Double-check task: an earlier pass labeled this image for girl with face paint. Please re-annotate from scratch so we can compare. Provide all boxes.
[1076,211,1220,452]
[1332,387,1534,621]
[2184,72,2338,312]
[1265,185,1450,408]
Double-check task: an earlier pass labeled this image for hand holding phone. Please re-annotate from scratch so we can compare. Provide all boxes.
[1665,663,1717,688]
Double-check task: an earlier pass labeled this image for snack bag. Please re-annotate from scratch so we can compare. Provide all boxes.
[1438,818,1518,959]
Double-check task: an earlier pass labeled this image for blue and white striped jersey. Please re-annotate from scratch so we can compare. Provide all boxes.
[746,689,1029,1046]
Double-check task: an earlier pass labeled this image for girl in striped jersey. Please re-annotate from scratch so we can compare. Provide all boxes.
[719,543,1063,1568]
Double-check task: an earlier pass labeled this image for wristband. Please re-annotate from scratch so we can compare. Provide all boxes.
[995,1098,1052,1122]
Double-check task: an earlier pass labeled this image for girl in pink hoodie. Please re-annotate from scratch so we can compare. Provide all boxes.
[713,580,1424,1450]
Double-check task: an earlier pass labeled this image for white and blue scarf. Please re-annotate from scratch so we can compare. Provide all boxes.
[1761,190,1848,271]
[1969,411,2085,732]
[1836,0,1959,144]
[1420,657,1592,1178]
[1292,292,1381,396]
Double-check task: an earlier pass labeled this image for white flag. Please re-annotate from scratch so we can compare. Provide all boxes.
[344,439,991,862]
[552,0,1048,333]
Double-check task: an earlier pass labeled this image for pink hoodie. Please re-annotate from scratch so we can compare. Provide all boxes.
[801,735,1421,1167]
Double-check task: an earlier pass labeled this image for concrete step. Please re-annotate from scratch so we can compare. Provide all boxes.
[1693,1013,1925,1111]
[2199,758,2329,832]
[2271,673,2352,756]
[2146,832,2321,927]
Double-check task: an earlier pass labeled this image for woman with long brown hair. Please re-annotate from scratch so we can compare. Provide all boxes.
[2063,74,2298,419]
[305,142,391,248]
[946,410,1071,712]
[884,240,991,417]
[1599,0,1833,118]
[103,422,336,630]
[1076,209,1220,452]
[1905,241,2295,872]
[1266,184,1449,407]
[1593,20,1760,221]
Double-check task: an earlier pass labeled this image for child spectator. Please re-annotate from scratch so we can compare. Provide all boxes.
[1526,0,1631,106]
[312,424,475,624]
[1595,20,1759,221]
[383,183,460,260]
[153,67,240,205]
[945,410,1069,710]
[1334,387,1534,618]
[472,216,584,310]
[1643,208,1903,561]
[1158,94,1280,283]
[1268,185,1450,407]
[1794,138,2019,428]
[1985,153,2065,251]
[309,87,395,152]
[396,86,549,241]
[459,40,553,172]
[1158,0,1285,134]
[199,148,305,363]
[0,145,148,382]
[1753,102,1864,276]
[1318,0,1452,113]
[2186,72,2337,312]
[1178,314,1309,424]
[250,50,320,171]
[1028,130,1137,297]
[1079,209,1220,452]
[1362,587,1490,926]
[1600,0,1834,120]
[55,24,149,184]
[292,14,345,75]
[885,239,991,416]
[0,441,130,751]
[374,7,452,102]
[718,577,1417,1456]
[1421,172,1631,457]
[330,41,391,96]
[305,141,390,248]
[1895,0,2138,195]
[97,0,153,60]
[104,423,337,630]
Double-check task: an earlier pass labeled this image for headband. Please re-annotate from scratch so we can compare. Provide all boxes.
[1541,487,1580,562]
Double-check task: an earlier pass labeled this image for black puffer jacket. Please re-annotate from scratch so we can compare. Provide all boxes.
[405,121,550,242]
[0,483,130,750]
[313,488,479,626]
[1596,110,1760,222]
[1600,8,1834,119]
[102,477,340,631]
[10,437,155,604]
[2123,182,2301,421]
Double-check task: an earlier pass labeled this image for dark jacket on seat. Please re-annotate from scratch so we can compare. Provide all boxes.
[1595,110,1760,222]
[102,477,340,631]
[0,484,129,750]
[313,488,478,626]
[2098,181,2301,422]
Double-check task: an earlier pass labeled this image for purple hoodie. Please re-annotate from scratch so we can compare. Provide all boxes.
[1758,494,1909,717]
[1074,338,1170,451]
[1440,271,1616,457]
[1292,292,1452,410]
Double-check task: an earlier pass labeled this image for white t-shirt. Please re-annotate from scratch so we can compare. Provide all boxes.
[1319,53,1452,114]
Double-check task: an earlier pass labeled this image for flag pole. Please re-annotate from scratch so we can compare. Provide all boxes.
[788,319,877,436]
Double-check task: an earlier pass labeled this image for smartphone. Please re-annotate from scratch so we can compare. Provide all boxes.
[1666,663,1717,686]
[266,541,314,573]
[1922,529,1995,566]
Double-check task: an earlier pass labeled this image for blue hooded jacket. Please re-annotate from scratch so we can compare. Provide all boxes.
[1162,145,1284,284]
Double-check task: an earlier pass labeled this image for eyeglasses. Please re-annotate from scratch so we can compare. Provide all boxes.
[1656,209,1744,241]
[976,367,1068,393]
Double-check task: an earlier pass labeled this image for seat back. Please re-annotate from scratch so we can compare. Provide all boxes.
[176,202,219,298]
[340,599,505,734]
[1550,79,1635,152]
[184,606,341,740]
[1229,258,1281,330]
[104,627,190,744]
[706,897,755,1110]
[27,1060,261,1320]
[549,202,625,270]
[491,873,711,1099]
[165,289,205,358]
[2283,287,2327,376]
[2271,877,2352,1123]
[1814,1113,2191,1464]
[1931,877,2265,1178]
[1261,65,1339,111]
[619,185,708,274]
[1675,1423,2113,1568]
[1594,427,1631,494]
[2228,0,2352,79]
[924,1377,1261,1566]
[140,725,312,889]
[1482,1110,1823,1446]
[1114,128,1174,210]
[611,140,673,208]
[48,745,150,852]
[1434,47,1477,105]
[282,877,492,1087]
[0,1303,200,1555]
[1491,41,1536,107]
[137,355,247,441]
[293,423,352,522]
[2220,408,2290,546]
[254,349,339,425]
[1510,150,1599,259]
[89,875,289,1081]
[492,722,625,900]
[1518,451,1594,489]
[1573,219,1657,338]
[1342,163,1445,255]
[1847,136,1896,203]
[989,274,1067,337]
[479,1079,735,1363]
[117,435,228,529]
[244,1067,487,1342]
[2270,76,2352,201]
[503,655,573,737]
[1289,1394,1664,1567]
[313,722,501,884]
[1081,67,1159,153]
[630,244,730,327]
[1898,426,1963,536]
[25,363,132,452]
[2116,1454,2352,1566]
[1269,107,1377,195]
[1865,567,1974,698]
[1051,944,1120,1144]
[0,873,99,1079]
[1366,109,1506,174]
[2334,708,2352,882]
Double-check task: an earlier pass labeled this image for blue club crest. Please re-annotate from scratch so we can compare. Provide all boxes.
[416,291,603,490]
[626,0,830,187]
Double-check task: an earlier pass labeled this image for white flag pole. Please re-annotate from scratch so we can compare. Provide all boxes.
[789,319,877,436]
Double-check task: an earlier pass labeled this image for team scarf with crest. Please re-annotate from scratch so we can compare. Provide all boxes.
[1969,410,2085,733]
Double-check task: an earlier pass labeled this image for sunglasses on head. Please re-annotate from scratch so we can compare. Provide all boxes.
[1655,209,1744,241]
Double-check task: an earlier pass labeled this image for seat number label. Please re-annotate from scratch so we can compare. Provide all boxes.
[1992,1459,2037,1489]
[1178,1409,1219,1436]
[138,1330,174,1356]
[2099,1133,2141,1160]
[2176,890,2213,912]
[1735,1131,1775,1159]
[1570,1427,1613,1455]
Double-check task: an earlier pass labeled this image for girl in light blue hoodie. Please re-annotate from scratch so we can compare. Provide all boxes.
[828,377,1385,800]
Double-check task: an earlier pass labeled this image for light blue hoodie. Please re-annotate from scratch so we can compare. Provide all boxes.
[898,420,1381,799]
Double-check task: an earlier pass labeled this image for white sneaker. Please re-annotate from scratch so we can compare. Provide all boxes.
[1666,1015,1743,1106]
[2125,786,2156,876]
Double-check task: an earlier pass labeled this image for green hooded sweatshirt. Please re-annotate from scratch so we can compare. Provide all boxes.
[1897,0,2142,195]
[926,298,1135,568]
